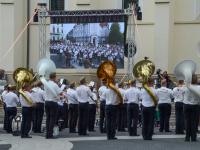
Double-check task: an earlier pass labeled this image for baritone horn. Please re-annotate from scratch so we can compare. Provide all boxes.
[133,57,157,106]
[13,68,35,106]
[97,61,123,104]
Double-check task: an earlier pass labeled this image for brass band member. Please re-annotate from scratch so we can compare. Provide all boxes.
[183,75,200,142]
[76,77,93,135]
[88,81,97,132]
[140,78,158,140]
[31,81,45,133]
[20,84,34,138]
[44,73,62,139]
[173,80,185,134]
[3,85,19,133]
[66,82,79,133]
[157,79,174,132]
[98,79,107,133]
[125,80,141,136]
[103,83,120,140]
[117,82,126,132]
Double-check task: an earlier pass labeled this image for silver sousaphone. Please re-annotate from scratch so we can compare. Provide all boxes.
[174,60,200,97]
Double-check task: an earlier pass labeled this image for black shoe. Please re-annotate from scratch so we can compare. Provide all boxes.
[108,137,117,140]
[159,129,163,132]
[70,131,77,133]
[21,135,32,138]
[185,138,190,142]
[165,130,172,132]
[133,134,140,136]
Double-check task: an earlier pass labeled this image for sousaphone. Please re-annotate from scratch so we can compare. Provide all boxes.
[97,61,123,104]
[133,57,157,106]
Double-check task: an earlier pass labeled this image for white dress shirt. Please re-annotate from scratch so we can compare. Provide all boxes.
[141,87,158,107]
[76,85,93,103]
[89,92,97,104]
[1,90,8,102]
[157,87,173,104]
[4,92,19,107]
[31,87,45,103]
[103,88,119,105]
[98,85,107,102]
[125,87,141,104]
[173,86,184,103]
[66,88,79,104]
[44,80,62,102]
[20,91,34,107]
[183,86,200,105]
[119,88,126,103]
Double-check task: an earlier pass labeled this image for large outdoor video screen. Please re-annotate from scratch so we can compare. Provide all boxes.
[50,22,125,69]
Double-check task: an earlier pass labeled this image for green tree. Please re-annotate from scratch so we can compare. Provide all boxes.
[108,23,124,44]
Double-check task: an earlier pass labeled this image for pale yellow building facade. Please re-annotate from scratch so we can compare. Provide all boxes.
[0,0,200,81]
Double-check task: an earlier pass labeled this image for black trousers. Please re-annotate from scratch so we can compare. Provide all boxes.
[3,103,7,130]
[21,107,33,137]
[33,103,44,133]
[88,104,96,131]
[175,102,184,134]
[63,103,68,128]
[105,105,118,139]
[184,104,199,141]
[78,102,89,135]
[117,104,126,131]
[69,104,78,132]
[127,103,139,135]
[45,101,58,138]
[142,106,155,140]
[56,105,65,130]
[196,105,200,132]
[5,107,17,133]
[100,101,106,133]
[123,103,128,128]
[158,103,171,132]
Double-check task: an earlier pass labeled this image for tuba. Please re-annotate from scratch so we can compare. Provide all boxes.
[13,68,35,106]
[97,61,123,104]
[133,57,157,106]
[37,57,57,97]
[174,60,200,97]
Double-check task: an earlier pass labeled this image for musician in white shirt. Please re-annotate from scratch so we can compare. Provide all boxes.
[103,84,120,140]
[118,82,126,132]
[44,73,62,139]
[173,80,185,134]
[19,83,35,138]
[98,79,107,133]
[66,82,79,133]
[157,79,174,132]
[125,80,141,136]
[76,77,93,135]
[88,81,97,132]
[3,85,19,133]
[2,85,8,131]
[140,78,158,140]
[183,75,200,142]
[31,81,45,133]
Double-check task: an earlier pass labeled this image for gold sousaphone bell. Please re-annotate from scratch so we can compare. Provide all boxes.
[13,68,35,106]
[97,61,123,104]
[133,57,157,106]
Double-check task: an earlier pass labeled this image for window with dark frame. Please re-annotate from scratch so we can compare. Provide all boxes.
[50,0,65,11]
